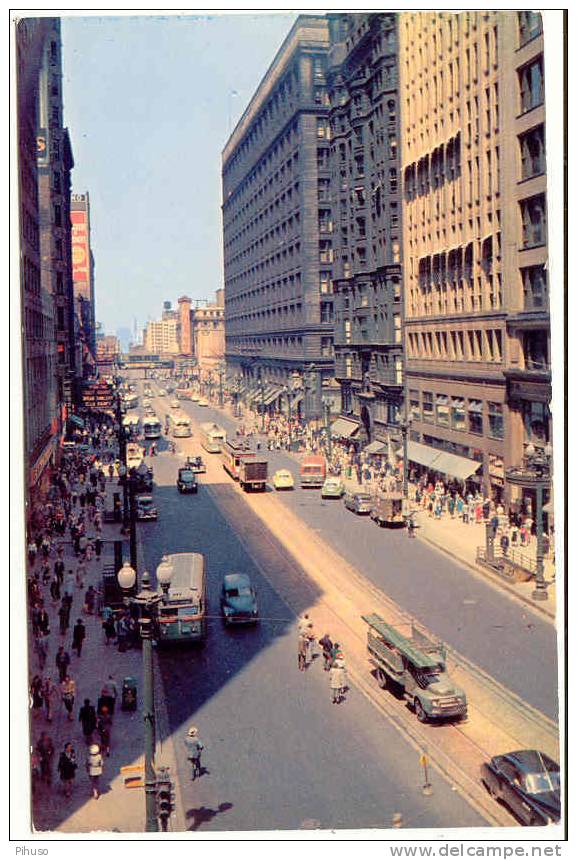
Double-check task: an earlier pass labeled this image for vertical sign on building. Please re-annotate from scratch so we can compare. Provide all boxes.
[71,207,90,299]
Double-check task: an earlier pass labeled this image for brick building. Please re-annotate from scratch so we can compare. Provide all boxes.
[399,11,550,506]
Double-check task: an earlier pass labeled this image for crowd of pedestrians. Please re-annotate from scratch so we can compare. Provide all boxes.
[296,614,349,705]
[27,414,126,806]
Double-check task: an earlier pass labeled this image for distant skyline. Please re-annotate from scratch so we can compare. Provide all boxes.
[61,12,298,335]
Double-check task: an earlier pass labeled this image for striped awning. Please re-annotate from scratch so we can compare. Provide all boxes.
[331,417,360,439]
[364,440,387,455]
[263,386,283,406]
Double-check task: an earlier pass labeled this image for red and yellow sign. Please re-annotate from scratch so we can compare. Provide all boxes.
[71,210,89,284]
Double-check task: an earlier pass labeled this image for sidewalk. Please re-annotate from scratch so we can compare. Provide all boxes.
[211,398,558,623]
[29,468,182,833]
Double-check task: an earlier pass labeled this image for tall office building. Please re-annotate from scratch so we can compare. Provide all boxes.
[222,15,335,418]
[327,13,404,450]
[17,17,58,503]
[37,18,78,410]
[399,11,550,506]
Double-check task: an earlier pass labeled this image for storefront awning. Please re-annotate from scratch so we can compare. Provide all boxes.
[429,450,481,481]
[263,386,283,406]
[406,441,442,468]
[364,440,387,455]
[69,415,85,429]
[331,417,360,439]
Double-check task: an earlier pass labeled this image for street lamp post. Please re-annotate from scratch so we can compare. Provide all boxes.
[323,399,332,463]
[218,366,225,407]
[117,557,174,832]
[258,368,265,433]
[398,412,412,498]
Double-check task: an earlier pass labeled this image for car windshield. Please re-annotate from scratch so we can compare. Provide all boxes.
[357,494,371,501]
[226,586,252,598]
[524,770,560,794]
[180,471,194,481]
[139,499,152,508]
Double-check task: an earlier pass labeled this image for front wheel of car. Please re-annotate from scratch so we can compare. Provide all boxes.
[414,699,427,723]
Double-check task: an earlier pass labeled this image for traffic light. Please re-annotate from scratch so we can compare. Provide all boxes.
[155,768,175,830]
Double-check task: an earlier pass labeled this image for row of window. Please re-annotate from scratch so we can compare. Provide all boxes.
[411,391,504,439]
[407,327,503,363]
[404,133,461,198]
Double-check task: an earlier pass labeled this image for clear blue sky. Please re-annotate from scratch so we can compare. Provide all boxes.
[61,12,298,338]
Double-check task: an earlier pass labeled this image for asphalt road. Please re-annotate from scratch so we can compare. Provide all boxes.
[172,396,558,723]
[133,392,487,832]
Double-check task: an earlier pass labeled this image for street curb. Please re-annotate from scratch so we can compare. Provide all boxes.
[417,530,557,624]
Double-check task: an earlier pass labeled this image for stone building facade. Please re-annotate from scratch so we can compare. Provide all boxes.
[327,13,404,449]
[399,11,550,505]
[17,17,59,499]
[222,15,335,418]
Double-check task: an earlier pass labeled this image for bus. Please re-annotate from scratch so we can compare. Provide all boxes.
[123,392,139,410]
[156,552,207,644]
[168,412,192,438]
[122,413,140,438]
[199,422,226,453]
[143,416,162,439]
[222,439,255,480]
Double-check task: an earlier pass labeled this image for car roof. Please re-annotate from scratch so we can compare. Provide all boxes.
[498,750,559,773]
[275,469,291,475]
[354,492,372,499]
[223,573,251,588]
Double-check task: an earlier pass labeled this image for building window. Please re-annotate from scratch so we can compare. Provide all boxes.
[521,264,548,310]
[53,204,61,226]
[422,391,434,423]
[409,390,421,422]
[393,313,401,343]
[451,397,466,431]
[468,399,483,435]
[518,11,542,46]
[520,194,547,248]
[345,356,353,377]
[521,400,550,444]
[436,394,449,427]
[488,402,504,439]
[519,58,544,113]
[519,125,545,180]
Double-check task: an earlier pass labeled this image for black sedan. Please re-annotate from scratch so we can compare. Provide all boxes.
[343,491,373,515]
[220,573,259,625]
[480,750,561,826]
[176,467,198,494]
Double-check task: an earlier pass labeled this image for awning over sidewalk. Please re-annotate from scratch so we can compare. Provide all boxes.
[406,441,441,468]
[364,440,387,455]
[69,415,85,429]
[331,417,360,439]
[432,450,481,481]
[263,386,283,407]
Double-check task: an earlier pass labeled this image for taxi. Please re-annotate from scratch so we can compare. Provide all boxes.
[272,469,294,490]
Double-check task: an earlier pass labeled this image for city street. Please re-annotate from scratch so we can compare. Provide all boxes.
[166,392,559,721]
[136,413,487,831]
[131,378,559,831]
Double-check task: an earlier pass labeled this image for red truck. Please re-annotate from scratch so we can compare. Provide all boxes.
[239,458,268,492]
[299,455,326,488]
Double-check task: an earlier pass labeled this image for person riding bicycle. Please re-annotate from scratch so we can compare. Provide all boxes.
[185,725,204,780]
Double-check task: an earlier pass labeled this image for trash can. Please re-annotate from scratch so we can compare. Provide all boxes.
[121,677,137,711]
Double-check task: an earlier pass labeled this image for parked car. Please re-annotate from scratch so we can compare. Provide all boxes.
[321,477,345,499]
[197,399,209,407]
[135,494,158,520]
[176,466,198,494]
[220,573,258,625]
[344,491,373,514]
[272,469,294,490]
[480,750,561,826]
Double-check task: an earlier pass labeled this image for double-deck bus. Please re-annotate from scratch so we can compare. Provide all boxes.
[156,552,207,645]
[222,439,255,480]
[167,412,192,438]
[199,422,226,453]
[143,416,162,439]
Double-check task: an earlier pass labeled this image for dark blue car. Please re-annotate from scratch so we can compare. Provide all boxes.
[220,573,258,625]
[480,750,561,826]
